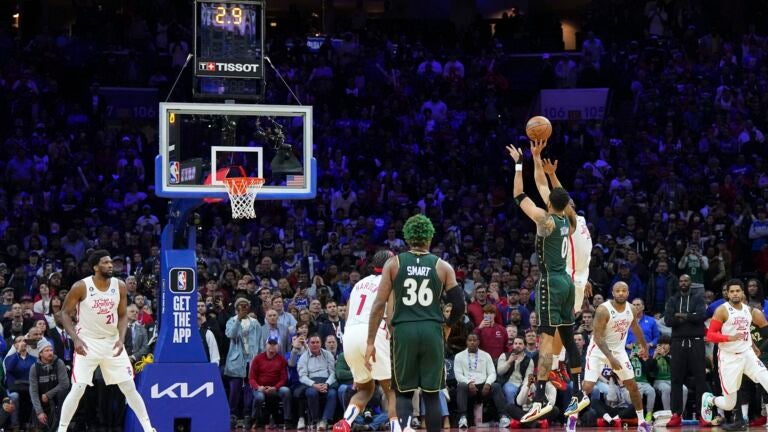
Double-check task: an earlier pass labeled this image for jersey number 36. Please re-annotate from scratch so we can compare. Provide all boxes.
[403,278,433,306]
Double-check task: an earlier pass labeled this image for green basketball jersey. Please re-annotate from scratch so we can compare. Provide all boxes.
[392,252,444,325]
[629,355,649,383]
[535,215,570,273]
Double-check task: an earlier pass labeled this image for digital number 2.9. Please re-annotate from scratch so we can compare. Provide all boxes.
[215,6,243,25]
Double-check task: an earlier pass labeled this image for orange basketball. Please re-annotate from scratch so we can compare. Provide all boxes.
[526,116,552,141]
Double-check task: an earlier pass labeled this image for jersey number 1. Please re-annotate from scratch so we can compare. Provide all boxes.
[403,278,433,306]
[355,295,367,316]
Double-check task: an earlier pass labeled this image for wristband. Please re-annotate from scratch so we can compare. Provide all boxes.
[515,164,523,172]
[514,193,527,206]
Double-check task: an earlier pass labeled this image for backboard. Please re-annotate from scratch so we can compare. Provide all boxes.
[156,102,315,200]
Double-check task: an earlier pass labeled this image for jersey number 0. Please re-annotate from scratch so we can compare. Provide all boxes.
[402,278,433,306]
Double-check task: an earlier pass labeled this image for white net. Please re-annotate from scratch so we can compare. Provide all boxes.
[223,177,264,219]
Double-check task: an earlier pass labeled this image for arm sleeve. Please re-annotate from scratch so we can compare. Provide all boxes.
[497,354,511,375]
[688,297,708,323]
[325,352,336,386]
[516,383,529,406]
[224,317,240,339]
[706,319,731,343]
[445,286,466,326]
[454,352,468,383]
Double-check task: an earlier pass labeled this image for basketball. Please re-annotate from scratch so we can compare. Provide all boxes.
[526,115,552,141]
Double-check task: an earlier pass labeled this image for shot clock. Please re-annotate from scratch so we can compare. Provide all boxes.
[194,0,265,79]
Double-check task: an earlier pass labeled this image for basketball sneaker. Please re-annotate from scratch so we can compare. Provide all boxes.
[566,414,578,432]
[559,362,571,381]
[700,392,715,422]
[520,401,552,423]
[564,392,591,416]
[721,417,748,431]
[665,413,681,427]
[637,420,652,432]
[549,370,567,390]
[333,419,352,432]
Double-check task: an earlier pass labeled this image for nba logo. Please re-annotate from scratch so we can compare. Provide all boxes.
[169,162,180,184]
[178,271,187,292]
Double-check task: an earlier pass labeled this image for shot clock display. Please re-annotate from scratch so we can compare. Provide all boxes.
[194,0,265,79]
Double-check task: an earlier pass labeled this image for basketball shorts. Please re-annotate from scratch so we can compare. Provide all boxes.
[344,322,391,383]
[72,336,134,386]
[391,321,444,392]
[536,272,575,327]
[584,344,634,382]
[718,349,768,395]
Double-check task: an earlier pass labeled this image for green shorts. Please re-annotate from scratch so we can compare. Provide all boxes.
[391,321,445,392]
[536,272,575,328]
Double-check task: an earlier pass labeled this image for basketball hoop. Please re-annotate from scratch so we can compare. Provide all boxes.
[223,177,264,219]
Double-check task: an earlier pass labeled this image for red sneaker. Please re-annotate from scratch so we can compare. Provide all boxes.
[548,370,567,391]
[509,419,521,429]
[666,413,682,427]
[751,416,767,426]
[539,419,549,429]
[597,419,610,427]
[698,417,711,427]
[332,420,351,432]
[559,362,571,382]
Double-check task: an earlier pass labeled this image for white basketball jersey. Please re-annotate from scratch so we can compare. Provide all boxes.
[587,301,634,355]
[76,276,121,340]
[346,274,383,328]
[566,215,592,283]
[719,303,752,354]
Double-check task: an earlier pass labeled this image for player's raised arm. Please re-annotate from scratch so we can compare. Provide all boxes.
[530,140,552,204]
[507,145,549,227]
[61,281,87,355]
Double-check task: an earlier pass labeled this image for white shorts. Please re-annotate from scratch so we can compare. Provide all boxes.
[583,345,634,382]
[343,323,391,383]
[718,348,768,395]
[72,336,134,386]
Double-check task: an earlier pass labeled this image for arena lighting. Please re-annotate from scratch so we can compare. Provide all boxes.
[12,13,19,29]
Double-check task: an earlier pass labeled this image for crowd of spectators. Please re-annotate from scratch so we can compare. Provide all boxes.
[1,0,768,430]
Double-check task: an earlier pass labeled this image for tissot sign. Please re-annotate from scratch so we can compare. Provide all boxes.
[197,60,262,78]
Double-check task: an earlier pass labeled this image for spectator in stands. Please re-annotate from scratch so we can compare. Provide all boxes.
[5,335,34,425]
[249,336,291,428]
[628,347,655,422]
[508,373,558,428]
[125,304,149,364]
[495,335,533,406]
[576,309,595,337]
[474,304,507,360]
[46,312,73,369]
[197,300,220,365]
[258,309,290,354]
[626,298,659,354]
[467,284,502,327]
[273,296,297,334]
[663,274,706,427]
[454,334,498,428]
[29,339,68,430]
[647,260,676,314]
[317,301,344,351]
[334,352,354,408]
[224,297,261,427]
[297,334,337,430]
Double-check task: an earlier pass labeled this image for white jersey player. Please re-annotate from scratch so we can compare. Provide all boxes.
[568,282,652,432]
[57,251,155,432]
[701,280,768,429]
[334,250,400,432]
[566,213,592,313]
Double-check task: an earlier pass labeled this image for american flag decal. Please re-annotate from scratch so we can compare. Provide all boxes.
[286,175,304,187]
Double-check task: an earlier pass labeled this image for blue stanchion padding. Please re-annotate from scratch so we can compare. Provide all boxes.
[126,362,230,432]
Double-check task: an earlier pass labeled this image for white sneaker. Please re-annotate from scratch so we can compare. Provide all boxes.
[499,415,510,428]
[458,416,468,429]
[317,420,327,430]
[521,401,553,423]
[297,417,306,430]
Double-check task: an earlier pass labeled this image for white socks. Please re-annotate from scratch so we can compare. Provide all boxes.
[344,404,361,424]
[118,380,154,432]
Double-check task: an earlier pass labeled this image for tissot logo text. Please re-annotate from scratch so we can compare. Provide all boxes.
[200,62,259,73]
